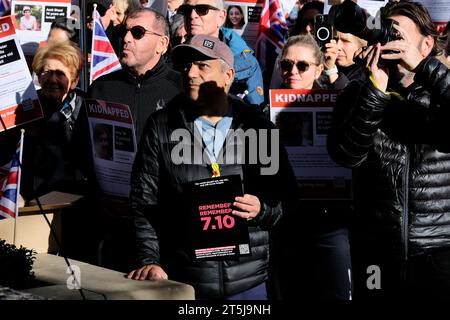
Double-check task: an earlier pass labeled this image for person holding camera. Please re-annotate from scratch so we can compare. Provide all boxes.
[328,1,450,300]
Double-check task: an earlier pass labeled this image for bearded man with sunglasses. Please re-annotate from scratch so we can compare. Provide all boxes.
[89,7,181,141]
[178,0,265,107]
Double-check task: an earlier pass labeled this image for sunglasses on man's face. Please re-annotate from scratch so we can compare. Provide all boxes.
[178,4,220,17]
[119,25,163,40]
[280,59,317,73]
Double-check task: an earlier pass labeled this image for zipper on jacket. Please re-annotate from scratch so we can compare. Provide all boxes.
[218,261,224,297]
[402,147,410,262]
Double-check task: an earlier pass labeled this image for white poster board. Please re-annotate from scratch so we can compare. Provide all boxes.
[11,0,71,55]
[85,99,137,198]
[270,89,352,200]
[0,15,42,132]
[224,0,263,51]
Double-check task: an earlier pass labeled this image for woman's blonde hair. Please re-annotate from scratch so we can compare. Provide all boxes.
[281,34,324,65]
[32,41,84,80]
[113,0,141,21]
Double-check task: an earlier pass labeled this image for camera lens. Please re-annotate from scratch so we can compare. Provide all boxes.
[317,26,330,41]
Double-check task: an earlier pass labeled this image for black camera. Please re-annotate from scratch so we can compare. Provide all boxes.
[329,0,400,46]
[314,14,333,49]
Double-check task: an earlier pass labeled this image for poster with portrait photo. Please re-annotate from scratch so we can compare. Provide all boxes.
[225,0,263,51]
[85,99,137,197]
[11,0,71,55]
[14,4,42,31]
[270,89,352,200]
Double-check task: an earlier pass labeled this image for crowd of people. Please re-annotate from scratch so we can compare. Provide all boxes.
[1,0,450,301]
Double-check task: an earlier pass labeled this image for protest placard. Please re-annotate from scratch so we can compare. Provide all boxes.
[270,89,352,200]
[11,0,71,54]
[0,15,42,132]
[85,99,137,197]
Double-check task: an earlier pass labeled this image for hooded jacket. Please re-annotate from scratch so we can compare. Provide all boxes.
[221,27,264,106]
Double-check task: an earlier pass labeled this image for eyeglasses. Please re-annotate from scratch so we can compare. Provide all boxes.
[39,69,67,79]
[120,25,163,40]
[280,59,317,73]
[178,4,220,17]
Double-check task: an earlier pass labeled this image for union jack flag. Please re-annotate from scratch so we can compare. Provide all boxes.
[255,0,288,79]
[89,7,121,84]
[0,131,24,220]
[0,0,11,16]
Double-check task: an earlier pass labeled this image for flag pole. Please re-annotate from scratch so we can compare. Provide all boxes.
[89,4,97,86]
[13,128,25,245]
[79,0,88,92]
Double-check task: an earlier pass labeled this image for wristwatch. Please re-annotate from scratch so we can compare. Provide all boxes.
[324,65,338,76]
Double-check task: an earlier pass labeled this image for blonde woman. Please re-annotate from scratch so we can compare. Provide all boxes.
[279,34,324,89]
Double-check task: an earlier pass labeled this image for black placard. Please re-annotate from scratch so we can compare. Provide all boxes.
[114,126,135,152]
[183,175,251,260]
[247,6,262,23]
[0,39,20,66]
[44,6,67,23]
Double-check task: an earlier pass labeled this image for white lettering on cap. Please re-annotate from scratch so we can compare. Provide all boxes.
[203,39,214,49]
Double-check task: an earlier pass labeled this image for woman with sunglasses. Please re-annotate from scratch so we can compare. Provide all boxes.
[279,34,324,90]
[273,34,352,301]
[270,1,324,89]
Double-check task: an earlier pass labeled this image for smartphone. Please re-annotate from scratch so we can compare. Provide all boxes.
[314,14,333,49]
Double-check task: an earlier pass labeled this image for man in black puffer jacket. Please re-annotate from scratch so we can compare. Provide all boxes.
[327,1,450,301]
[127,34,297,299]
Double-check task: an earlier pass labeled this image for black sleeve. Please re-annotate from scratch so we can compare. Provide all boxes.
[327,79,390,168]
[414,56,450,107]
[413,56,450,152]
[129,116,162,268]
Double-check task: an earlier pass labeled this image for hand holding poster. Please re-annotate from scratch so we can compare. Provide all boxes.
[270,89,352,200]
[0,15,42,132]
[183,175,251,260]
[85,99,137,198]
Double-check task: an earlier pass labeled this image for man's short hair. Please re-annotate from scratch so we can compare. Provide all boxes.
[382,1,443,56]
[215,0,224,10]
[183,0,224,10]
[126,8,169,37]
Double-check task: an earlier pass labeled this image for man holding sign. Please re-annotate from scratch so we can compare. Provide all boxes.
[127,34,296,299]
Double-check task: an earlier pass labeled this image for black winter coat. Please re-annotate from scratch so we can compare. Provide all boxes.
[0,91,85,200]
[328,56,450,259]
[88,57,181,141]
[129,94,297,298]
